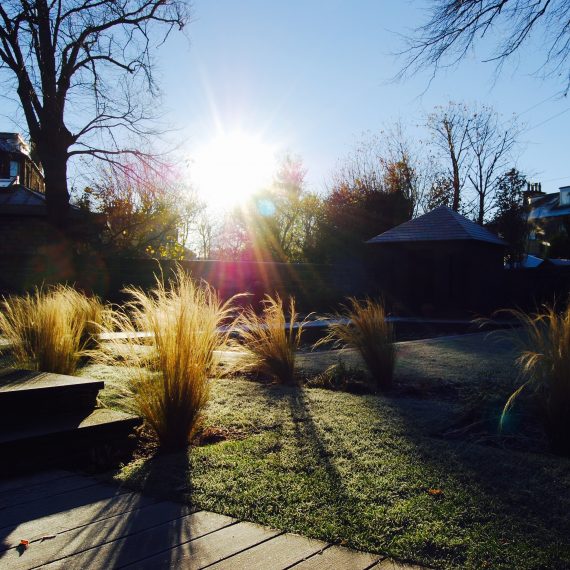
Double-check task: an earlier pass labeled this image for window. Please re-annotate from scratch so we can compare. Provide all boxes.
[9,161,19,177]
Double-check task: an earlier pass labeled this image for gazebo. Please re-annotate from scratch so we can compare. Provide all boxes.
[366,206,507,315]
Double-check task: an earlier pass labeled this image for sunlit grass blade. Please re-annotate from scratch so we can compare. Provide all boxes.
[317,297,395,391]
[498,304,570,455]
[0,285,105,375]
[96,268,238,450]
[237,295,306,384]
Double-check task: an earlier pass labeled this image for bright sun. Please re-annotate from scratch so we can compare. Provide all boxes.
[191,131,277,210]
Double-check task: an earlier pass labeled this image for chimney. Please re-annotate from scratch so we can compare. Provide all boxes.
[560,186,570,206]
[523,181,545,206]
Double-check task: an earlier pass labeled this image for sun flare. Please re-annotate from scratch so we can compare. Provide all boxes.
[191,131,277,210]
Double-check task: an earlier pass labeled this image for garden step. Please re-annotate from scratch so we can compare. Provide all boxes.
[0,408,141,474]
[0,368,103,423]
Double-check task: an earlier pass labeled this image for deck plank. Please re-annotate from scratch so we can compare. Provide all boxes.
[40,511,236,569]
[0,471,421,569]
[208,532,328,570]
[0,474,100,510]
[0,485,143,553]
[0,500,196,570]
[0,482,131,532]
[0,369,103,392]
[290,544,382,569]
[129,520,281,570]
[0,470,72,494]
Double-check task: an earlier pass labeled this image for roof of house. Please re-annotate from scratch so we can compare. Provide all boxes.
[366,206,507,246]
[545,257,570,267]
[0,133,30,156]
[528,192,570,220]
[505,254,543,269]
[0,184,80,217]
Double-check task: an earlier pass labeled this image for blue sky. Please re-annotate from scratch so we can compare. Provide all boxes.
[153,0,569,196]
[2,1,569,197]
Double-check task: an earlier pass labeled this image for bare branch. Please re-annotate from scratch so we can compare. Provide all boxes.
[399,0,570,93]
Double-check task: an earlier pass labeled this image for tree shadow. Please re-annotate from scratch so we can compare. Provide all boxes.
[255,383,366,543]
[0,451,201,568]
[362,391,570,566]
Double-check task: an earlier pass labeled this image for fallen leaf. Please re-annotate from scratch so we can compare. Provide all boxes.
[428,488,444,496]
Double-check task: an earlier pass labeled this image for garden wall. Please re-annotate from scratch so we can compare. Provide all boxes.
[0,254,369,312]
[0,250,567,315]
[501,266,570,310]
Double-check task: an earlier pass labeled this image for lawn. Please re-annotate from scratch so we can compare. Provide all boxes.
[83,333,570,570]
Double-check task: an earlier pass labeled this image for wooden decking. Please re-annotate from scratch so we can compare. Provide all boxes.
[0,470,424,569]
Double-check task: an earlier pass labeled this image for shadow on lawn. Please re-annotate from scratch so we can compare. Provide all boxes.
[367,393,570,567]
[257,383,358,541]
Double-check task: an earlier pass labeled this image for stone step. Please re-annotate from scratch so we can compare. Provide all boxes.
[0,408,141,474]
[0,368,103,423]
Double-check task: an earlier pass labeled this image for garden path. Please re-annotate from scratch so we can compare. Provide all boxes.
[0,470,426,569]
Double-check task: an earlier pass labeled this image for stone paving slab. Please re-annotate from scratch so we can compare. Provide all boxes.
[0,470,426,569]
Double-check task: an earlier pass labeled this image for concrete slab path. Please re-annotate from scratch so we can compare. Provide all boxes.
[0,470,426,569]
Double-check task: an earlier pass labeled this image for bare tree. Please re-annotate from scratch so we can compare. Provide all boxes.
[0,1,190,226]
[193,211,221,259]
[382,121,435,216]
[466,106,519,224]
[331,126,433,217]
[427,103,474,212]
[401,0,570,92]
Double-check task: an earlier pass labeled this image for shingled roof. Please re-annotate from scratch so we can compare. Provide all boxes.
[0,184,81,217]
[366,206,506,246]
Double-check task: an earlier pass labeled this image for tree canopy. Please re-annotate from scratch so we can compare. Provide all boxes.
[0,0,190,225]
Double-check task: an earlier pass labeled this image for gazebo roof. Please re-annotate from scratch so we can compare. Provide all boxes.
[366,206,506,246]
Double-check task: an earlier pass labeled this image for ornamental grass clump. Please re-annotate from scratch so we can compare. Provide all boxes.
[237,295,306,384]
[98,269,237,451]
[501,305,570,456]
[0,285,105,375]
[318,297,395,391]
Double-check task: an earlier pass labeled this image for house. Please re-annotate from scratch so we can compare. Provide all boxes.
[0,133,105,294]
[527,185,570,257]
[0,132,45,193]
[366,206,507,316]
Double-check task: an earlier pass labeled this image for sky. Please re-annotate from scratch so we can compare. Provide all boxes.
[1,0,569,202]
[154,0,569,198]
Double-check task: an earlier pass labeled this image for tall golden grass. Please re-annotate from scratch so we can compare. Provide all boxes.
[501,305,570,455]
[0,285,105,374]
[97,269,237,450]
[237,295,305,384]
[318,297,395,391]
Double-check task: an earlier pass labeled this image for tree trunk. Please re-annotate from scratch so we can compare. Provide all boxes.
[42,153,70,228]
[451,159,460,212]
[478,193,485,225]
[36,128,72,228]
